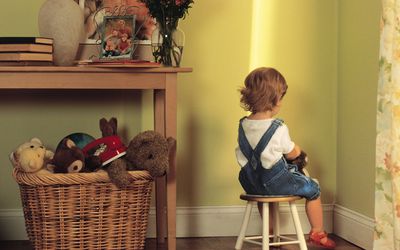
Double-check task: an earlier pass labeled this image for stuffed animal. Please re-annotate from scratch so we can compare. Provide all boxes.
[286,150,308,175]
[49,138,102,173]
[106,130,176,188]
[81,117,127,168]
[99,117,118,137]
[10,138,54,173]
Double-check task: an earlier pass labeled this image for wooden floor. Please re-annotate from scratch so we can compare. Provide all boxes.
[0,235,363,250]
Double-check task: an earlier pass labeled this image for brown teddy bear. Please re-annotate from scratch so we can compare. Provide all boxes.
[106,130,176,188]
[49,138,102,173]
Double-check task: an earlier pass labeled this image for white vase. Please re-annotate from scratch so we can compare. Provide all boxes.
[38,0,85,66]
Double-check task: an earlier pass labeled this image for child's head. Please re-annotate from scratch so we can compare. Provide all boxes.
[118,19,126,27]
[121,33,128,41]
[240,67,287,113]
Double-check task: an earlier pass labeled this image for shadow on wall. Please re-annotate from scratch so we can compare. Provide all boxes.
[305,148,335,202]
[177,111,200,233]
[0,89,143,143]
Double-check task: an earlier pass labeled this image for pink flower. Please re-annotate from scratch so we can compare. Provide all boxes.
[175,0,184,6]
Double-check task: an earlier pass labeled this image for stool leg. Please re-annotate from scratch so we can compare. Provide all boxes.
[272,202,280,243]
[262,202,269,250]
[289,201,307,250]
[235,201,253,250]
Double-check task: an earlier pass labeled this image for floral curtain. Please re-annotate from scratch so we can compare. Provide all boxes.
[375,0,400,249]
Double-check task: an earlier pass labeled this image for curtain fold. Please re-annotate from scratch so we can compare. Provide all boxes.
[375,0,400,249]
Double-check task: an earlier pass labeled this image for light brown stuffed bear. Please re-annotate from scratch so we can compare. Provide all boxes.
[107,130,175,188]
[10,138,54,173]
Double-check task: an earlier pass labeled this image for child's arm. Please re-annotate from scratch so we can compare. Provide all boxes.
[284,144,301,160]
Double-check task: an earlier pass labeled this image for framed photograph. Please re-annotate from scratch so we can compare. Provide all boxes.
[76,0,156,43]
[100,15,136,60]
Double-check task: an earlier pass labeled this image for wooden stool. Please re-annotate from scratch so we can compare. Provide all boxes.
[235,194,307,250]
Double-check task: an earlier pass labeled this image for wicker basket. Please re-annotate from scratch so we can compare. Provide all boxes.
[13,168,153,250]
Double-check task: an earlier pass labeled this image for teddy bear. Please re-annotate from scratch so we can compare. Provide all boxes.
[10,138,54,174]
[106,130,176,188]
[48,138,102,173]
[285,150,308,175]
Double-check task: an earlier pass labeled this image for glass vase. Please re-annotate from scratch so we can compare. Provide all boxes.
[151,20,185,67]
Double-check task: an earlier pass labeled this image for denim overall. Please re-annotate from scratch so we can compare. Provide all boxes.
[238,117,320,200]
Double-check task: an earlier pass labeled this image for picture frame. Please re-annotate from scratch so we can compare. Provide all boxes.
[100,15,136,60]
[77,0,156,44]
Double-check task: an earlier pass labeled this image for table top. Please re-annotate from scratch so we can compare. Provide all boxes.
[0,66,192,89]
[0,66,193,73]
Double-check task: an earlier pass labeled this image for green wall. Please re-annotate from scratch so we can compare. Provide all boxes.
[176,0,337,206]
[337,0,380,217]
[0,0,379,220]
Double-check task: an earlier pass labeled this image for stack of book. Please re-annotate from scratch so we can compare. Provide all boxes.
[0,37,53,66]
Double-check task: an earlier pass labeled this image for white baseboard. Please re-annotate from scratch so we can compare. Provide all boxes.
[1,203,375,250]
[146,203,333,238]
[0,203,333,240]
[333,204,375,250]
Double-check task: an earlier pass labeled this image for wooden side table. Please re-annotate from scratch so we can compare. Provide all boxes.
[0,66,192,250]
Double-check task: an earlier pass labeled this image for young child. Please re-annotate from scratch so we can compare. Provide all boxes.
[235,67,336,249]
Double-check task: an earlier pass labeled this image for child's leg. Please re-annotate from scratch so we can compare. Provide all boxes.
[306,196,336,248]
[305,197,323,232]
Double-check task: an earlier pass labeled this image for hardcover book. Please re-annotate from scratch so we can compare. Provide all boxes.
[0,44,53,53]
[0,52,53,61]
[0,61,53,66]
[0,37,53,45]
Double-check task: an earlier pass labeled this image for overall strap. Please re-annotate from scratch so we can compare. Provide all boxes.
[238,117,253,161]
[238,117,283,170]
[253,119,283,156]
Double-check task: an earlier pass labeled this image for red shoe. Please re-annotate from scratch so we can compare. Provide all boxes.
[308,231,336,249]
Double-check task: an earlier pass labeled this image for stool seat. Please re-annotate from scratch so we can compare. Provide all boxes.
[240,194,302,203]
[235,194,307,250]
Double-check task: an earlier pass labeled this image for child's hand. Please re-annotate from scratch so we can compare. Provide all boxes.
[286,150,308,175]
[285,144,301,160]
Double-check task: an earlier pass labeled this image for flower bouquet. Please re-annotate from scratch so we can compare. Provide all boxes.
[140,0,194,67]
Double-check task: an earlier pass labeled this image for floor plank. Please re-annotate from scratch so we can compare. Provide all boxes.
[0,235,363,250]
[145,235,362,250]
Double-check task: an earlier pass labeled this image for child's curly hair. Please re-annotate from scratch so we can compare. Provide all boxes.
[240,67,288,113]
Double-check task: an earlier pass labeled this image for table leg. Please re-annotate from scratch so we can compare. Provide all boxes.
[165,74,177,250]
[154,89,167,243]
[154,73,177,250]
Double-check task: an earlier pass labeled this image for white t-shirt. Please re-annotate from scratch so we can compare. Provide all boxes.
[235,118,295,169]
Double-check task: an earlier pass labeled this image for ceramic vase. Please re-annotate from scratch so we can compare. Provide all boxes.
[38,0,85,66]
